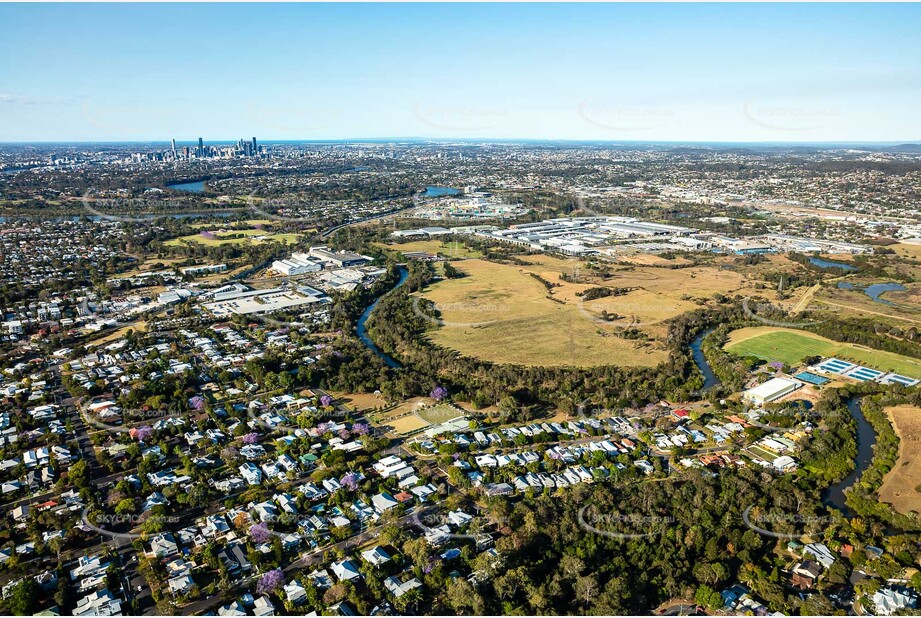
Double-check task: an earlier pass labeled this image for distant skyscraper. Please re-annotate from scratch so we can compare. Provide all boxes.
[171,138,177,159]
[252,137,257,155]
[198,137,204,157]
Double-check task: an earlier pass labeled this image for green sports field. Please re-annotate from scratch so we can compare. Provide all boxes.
[416,403,465,425]
[725,327,921,379]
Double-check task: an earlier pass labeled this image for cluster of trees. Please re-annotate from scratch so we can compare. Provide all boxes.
[845,387,921,531]
[576,286,635,301]
[809,317,921,359]
[440,471,814,614]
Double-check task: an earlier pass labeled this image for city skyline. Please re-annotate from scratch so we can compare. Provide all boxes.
[2,3,921,142]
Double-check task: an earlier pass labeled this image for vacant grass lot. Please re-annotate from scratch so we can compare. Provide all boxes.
[726,327,921,378]
[388,415,430,435]
[419,259,667,367]
[879,405,921,515]
[892,243,921,261]
[165,228,300,247]
[377,240,484,259]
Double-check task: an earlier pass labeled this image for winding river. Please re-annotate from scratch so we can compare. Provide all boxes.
[689,333,873,513]
[356,265,409,368]
[690,328,722,391]
[821,397,876,515]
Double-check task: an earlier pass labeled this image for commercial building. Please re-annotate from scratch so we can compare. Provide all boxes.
[308,246,373,268]
[271,253,323,276]
[202,285,329,317]
[743,377,802,406]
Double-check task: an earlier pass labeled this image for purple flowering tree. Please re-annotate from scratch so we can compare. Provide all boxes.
[200,231,216,240]
[135,425,153,442]
[256,568,285,595]
[317,421,333,435]
[320,394,334,408]
[249,522,271,544]
[430,386,448,401]
[351,422,370,436]
[769,361,784,372]
[242,432,260,445]
[340,472,361,491]
[188,395,206,411]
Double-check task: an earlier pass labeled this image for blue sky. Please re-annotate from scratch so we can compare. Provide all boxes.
[1,3,919,142]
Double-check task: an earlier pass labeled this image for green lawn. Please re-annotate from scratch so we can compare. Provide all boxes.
[165,229,300,247]
[376,240,484,259]
[726,327,921,379]
[746,445,779,463]
[416,403,465,425]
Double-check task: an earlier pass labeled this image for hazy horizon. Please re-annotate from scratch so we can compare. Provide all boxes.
[2,3,920,142]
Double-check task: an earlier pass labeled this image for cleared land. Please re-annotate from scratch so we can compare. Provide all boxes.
[367,397,431,435]
[188,219,275,229]
[332,391,387,411]
[892,242,921,261]
[119,256,187,277]
[615,253,694,267]
[814,283,921,326]
[416,255,760,367]
[886,283,921,307]
[726,327,921,378]
[417,403,465,425]
[377,240,483,259]
[419,259,667,367]
[879,405,921,515]
[88,322,148,346]
[165,228,301,247]
[388,415,430,435]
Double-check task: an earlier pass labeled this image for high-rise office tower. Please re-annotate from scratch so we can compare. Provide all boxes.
[171,138,177,159]
[252,137,257,155]
[198,137,204,157]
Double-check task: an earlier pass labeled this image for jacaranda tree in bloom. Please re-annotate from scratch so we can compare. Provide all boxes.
[256,568,285,595]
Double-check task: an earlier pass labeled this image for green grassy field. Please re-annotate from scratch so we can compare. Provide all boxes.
[165,228,301,247]
[726,327,921,378]
[376,239,484,259]
[417,403,465,425]
[746,445,779,463]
